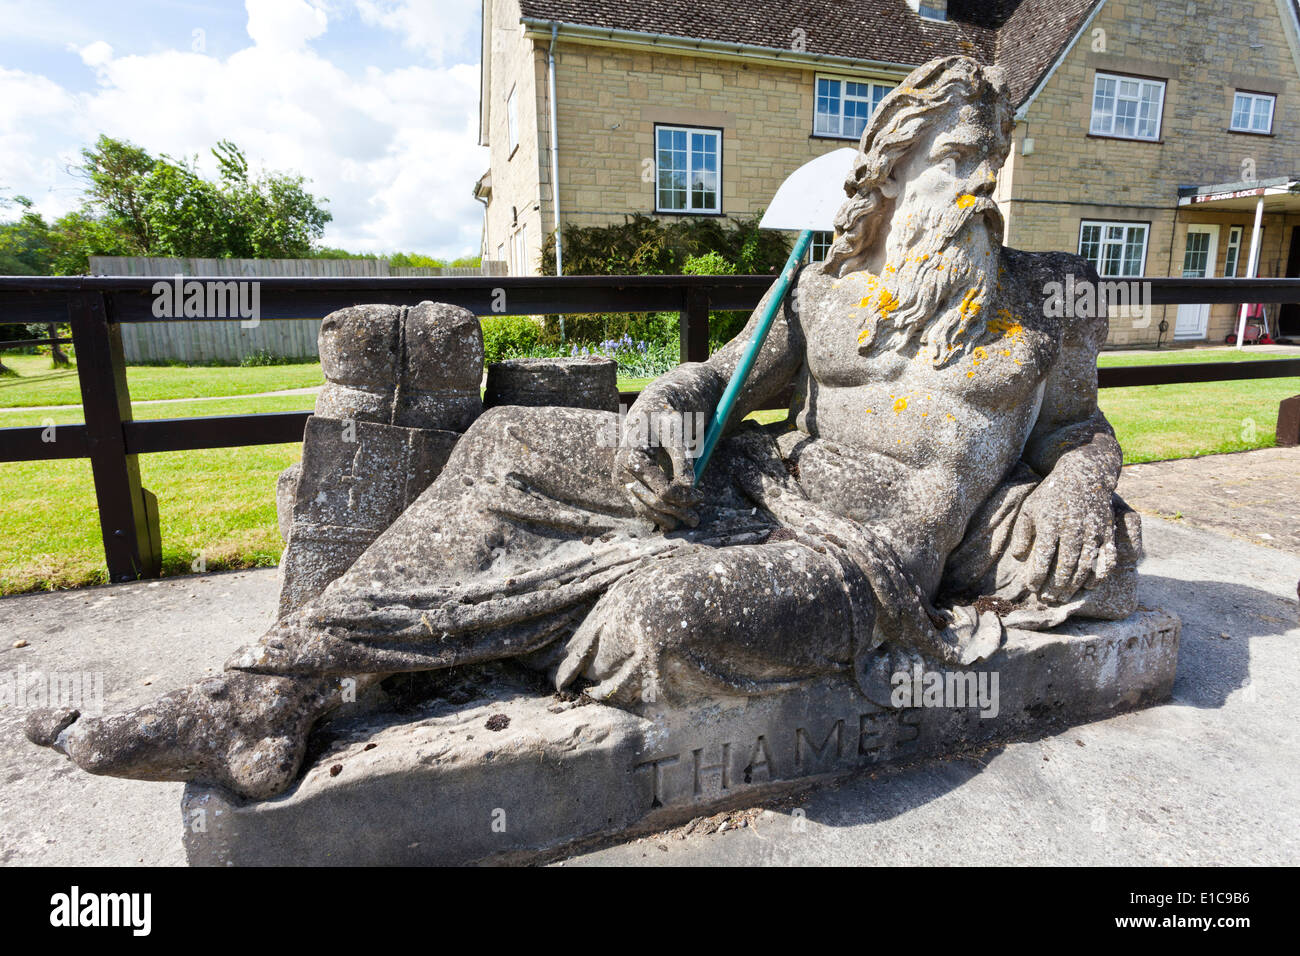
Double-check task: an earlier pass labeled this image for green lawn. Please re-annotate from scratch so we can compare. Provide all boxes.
[0,394,314,595]
[1097,347,1295,367]
[1,346,1297,596]
[0,353,324,408]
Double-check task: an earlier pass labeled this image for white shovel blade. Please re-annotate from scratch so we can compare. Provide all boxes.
[759,147,857,232]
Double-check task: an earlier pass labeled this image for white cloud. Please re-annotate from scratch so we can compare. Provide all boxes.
[0,0,488,260]
[355,0,480,66]
[75,41,114,68]
[245,0,329,52]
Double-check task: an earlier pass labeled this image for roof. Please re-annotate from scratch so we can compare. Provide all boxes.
[516,0,1102,105]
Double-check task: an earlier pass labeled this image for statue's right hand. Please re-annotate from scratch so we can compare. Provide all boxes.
[613,407,703,531]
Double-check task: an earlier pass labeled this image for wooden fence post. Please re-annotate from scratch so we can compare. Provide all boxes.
[68,291,162,582]
[680,286,710,365]
[1277,394,1300,447]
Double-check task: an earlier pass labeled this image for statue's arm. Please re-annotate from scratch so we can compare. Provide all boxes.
[1022,261,1120,486]
[615,270,805,529]
[1014,258,1123,597]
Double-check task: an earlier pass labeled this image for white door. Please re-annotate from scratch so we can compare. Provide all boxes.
[1174,224,1219,340]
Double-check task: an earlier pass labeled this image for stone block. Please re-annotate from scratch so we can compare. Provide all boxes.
[276,418,461,616]
[183,609,1180,866]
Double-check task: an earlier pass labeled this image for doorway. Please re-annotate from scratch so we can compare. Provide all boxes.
[1174,224,1219,340]
[1278,226,1300,338]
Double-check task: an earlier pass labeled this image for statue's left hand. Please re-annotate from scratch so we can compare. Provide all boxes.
[1009,474,1117,601]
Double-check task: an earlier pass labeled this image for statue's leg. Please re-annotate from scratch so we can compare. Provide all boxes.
[23,405,699,798]
[553,538,877,708]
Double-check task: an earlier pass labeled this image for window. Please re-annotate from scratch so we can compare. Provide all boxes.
[655,125,721,214]
[1078,220,1149,277]
[506,86,519,154]
[809,231,834,263]
[814,76,894,139]
[1090,72,1164,140]
[1231,91,1275,134]
[1223,226,1244,277]
[511,224,528,276]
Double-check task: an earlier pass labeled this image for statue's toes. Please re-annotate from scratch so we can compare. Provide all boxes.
[24,707,80,748]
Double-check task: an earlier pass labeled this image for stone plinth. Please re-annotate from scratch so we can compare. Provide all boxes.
[182,609,1180,866]
[484,357,620,412]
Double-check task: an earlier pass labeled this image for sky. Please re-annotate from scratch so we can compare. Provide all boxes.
[0,0,488,260]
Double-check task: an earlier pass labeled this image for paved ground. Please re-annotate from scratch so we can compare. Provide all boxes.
[1,460,1297,866]
[1118,446,1300,554]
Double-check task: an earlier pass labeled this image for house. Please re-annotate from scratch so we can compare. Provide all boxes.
[476,0,1300,346]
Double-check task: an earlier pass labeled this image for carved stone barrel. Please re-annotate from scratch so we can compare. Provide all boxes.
[484,356,620,412]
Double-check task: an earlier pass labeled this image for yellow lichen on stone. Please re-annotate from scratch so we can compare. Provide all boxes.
[876,288,899,320]
[893,397,908,413]
[956,194,977,209]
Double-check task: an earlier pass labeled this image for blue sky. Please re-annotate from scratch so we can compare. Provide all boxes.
[0,0,488,259]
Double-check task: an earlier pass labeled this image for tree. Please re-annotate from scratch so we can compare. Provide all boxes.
[65,135,334,267]
[0,196,66,369]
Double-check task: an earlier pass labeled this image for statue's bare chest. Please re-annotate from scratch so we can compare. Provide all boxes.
[793,270,1060,406]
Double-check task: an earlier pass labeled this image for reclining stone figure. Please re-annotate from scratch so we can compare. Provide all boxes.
[25,56,1141,800]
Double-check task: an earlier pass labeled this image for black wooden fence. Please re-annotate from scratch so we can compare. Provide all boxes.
[2,274,1299,584]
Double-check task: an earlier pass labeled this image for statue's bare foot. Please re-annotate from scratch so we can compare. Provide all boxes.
[23,672,339,800]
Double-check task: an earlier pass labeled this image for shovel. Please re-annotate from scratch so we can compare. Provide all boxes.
[693,147,857,482]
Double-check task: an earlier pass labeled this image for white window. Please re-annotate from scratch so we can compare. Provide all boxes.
[655,125,720,213]
[809,231,834,262]
[1078,220,1149,277]
[1231,91,1275,134]
[1090,72,1164,140]
[814,76,894,139]
[506,86,519,154]
[511,224,528,276]
[1223,226,1244,277]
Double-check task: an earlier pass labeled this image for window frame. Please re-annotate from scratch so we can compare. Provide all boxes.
[809,231,834,263]
[1089,71,1166,142]
[1223,225,1244,277]
[506,85,519,157]
[511,223,528,276]
[1078,219,1151,278]
[653,124,723,216]
[1230,90,1275,134]
[812,74,895,141]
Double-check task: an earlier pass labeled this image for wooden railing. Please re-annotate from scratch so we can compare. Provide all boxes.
[2,274,1299,583]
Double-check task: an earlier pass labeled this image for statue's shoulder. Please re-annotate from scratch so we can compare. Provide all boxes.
[997,245,1107,348]
[998,245,1100,287]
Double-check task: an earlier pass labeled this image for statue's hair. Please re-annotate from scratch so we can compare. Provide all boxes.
[822,56,1014,278]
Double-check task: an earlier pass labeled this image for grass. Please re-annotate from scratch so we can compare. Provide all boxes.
[0,394,314,596]
[0,353,324,408]
[0,345,1296,596]
[1097,346,1294,367]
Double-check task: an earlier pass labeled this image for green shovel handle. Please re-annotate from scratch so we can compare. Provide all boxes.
[692,229,813,484]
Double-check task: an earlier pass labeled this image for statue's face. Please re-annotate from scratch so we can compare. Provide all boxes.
[885,103,1004,235]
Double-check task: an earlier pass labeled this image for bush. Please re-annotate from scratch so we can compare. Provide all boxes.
[481,315,542,365]
[539,213,788,277]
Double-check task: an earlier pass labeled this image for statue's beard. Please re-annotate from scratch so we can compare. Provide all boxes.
[857,196,1003,367]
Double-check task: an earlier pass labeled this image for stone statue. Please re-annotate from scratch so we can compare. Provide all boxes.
[25,56,1141,801]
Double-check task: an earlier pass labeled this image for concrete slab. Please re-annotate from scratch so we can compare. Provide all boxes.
[1,518,1296,866]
